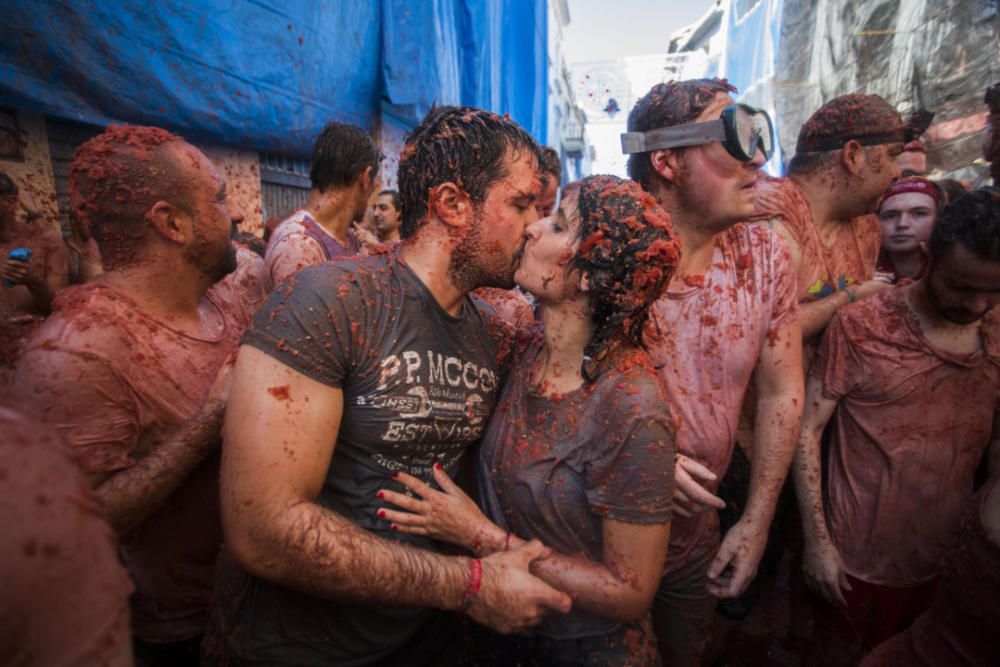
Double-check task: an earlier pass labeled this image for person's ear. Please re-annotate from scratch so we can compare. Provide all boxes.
[147,201,191,245]
[841,140,866,176]
[578,272,591,293]
[428,182,472,231]
[651,149,681,184]
[359,165,374,194]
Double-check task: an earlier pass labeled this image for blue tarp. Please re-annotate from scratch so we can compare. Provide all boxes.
[0,0,548,156]
[0,1,381,156]
[381,0,548,143]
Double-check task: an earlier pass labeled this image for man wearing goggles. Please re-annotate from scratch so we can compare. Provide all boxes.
[621,103,775,163]
[624,79,804,667]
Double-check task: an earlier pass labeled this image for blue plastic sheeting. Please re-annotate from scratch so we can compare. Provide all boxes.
[717,0,785,174]
[0,1,382,156]
[381,0,548,144]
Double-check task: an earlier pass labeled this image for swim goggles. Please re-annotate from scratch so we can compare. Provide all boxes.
[621,104,775,162]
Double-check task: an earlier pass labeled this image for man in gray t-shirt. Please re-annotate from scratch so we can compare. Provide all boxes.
[206,107,572,666]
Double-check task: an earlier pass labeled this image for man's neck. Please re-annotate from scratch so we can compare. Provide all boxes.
[887,250,925,280]
[97,260,212,329]
[399,228,468,317]
[790,170,851,230]
[649,182,721,280]
[305,189,354,245]
[906,280,982,339]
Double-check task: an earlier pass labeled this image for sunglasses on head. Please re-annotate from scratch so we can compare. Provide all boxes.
[621,104,775,163]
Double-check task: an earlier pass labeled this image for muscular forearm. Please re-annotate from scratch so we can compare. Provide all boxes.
[97,402,224,536]
[791,426,831,545]
[744,392,802,525]
[799,292,851,339]
[232,500,470,610]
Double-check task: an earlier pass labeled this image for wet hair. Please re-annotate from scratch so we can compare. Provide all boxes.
[539,146,561,185]
[571,175,680,381]
[0,171,17,199]
[309,122,381,193]
[69,125,193,268]
[626,78,738,190]
[377,189,401,212]
[789,94,903,174]
[934,178,969,204]
[397,105,541,239]
[929,190,1000,262]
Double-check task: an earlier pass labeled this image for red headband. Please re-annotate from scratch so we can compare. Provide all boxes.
[879,177,942,208]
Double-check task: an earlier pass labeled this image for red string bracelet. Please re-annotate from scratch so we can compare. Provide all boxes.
[460,558,483,613]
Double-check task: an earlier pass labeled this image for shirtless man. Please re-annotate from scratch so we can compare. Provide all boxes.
[264,122,379,290]
[0,171,68,381]
[794,190,1000,664]
[13,125,249,666]
[753,94,904,354]
[206,106,571,665]
[623,78,804,666]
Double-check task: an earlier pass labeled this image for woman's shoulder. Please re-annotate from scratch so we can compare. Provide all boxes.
[593,347,669,419]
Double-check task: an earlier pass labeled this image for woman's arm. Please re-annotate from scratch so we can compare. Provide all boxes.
[381,466,671,622]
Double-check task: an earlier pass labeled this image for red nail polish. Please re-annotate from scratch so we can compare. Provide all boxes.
[434,463,442,470]
[391,471,400,479]
[378,510,386,518]
[376,491,384,500]
[390,524,398,531]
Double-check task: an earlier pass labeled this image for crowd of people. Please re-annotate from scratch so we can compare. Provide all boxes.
[1,78,999,667]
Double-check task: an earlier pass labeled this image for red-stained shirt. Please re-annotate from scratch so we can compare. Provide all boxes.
[642,223,798,570]
[813,289,1000,585]
[860,477,1000,667]
[753,176,880,303]
[210,243,267,320]
[13,279,250,642]
[263,210,359,291]
[0,400,133,666]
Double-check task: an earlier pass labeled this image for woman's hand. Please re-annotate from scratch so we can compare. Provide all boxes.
[377,464,501,553]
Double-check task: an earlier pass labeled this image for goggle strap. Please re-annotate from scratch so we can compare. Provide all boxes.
[621,120,727,155]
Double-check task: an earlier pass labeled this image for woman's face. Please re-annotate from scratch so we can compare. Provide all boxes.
[515,187,582,302]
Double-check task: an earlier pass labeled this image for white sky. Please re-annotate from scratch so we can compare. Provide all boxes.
[562,0,719,65]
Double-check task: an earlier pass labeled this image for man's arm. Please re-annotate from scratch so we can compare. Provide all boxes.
[220,346,571,634]
[15,348,231,536]
[769,219,889,339]
[707,316,804,597]
[792,374,850,605]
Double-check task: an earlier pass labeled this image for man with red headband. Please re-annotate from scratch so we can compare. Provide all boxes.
[753,94,905,359]
[794,190,1000,664]
[876,177,944,283]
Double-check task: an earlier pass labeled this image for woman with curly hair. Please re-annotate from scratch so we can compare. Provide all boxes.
[377,175,681,665]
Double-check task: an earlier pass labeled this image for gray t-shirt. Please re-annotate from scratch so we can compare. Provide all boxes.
[209,253,509,665]
[478,327,675,641]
